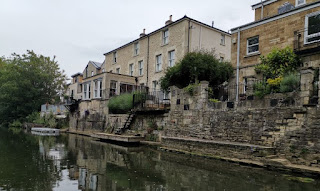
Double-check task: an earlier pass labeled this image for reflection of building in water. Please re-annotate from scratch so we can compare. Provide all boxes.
[79,168,86,190]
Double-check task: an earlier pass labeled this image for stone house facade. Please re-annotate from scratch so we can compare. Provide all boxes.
[103,15,231,92]
[67,72,83,100]
[230,0,320,101]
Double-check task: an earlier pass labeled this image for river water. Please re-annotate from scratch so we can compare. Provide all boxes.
[0,128,319,191]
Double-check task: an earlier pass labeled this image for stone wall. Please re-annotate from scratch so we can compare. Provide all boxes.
[165,81,320,166]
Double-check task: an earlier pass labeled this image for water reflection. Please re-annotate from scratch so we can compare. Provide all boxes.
[0,129,320,191]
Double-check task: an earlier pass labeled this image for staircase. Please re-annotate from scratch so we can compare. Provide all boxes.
[114,110,136,135]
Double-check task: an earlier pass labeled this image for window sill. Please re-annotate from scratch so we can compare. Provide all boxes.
[133,54,139,57]
[161,43,169,47]
[244,52,260,58]
[155,70,162,73]
[220,43,225,46]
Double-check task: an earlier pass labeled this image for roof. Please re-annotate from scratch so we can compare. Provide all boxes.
[231,1,320,33]
[103,16,230,56]
[252,0,278,9]
[71,72,83,78]
[89,61,103,69]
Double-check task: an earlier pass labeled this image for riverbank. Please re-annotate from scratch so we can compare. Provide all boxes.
[67,129,320,177]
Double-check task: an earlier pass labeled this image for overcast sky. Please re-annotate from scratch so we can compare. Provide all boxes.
[0,0,258,78]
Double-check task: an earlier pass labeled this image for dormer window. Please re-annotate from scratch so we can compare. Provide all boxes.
[91,71,94,77]
[296,0,306,6]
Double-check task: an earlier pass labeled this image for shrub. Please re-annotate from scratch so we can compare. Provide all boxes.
[253,82,271,98]
[108,93,133,114]
[183,83,199,96]
[280,73,300,93]
[267,76,282,93]
[9,120,22,128]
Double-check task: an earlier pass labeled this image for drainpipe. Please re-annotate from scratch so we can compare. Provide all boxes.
[199,26,202,50]
[146,35,150,89]
[261,0,264,20]
[188,19,190,53]
[236,28,241,102]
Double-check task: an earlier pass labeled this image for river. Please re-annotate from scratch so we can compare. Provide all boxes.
[0,128,319,191]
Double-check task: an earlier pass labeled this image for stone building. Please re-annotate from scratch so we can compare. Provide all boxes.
[67,72,83,100]
[230,0,320,101]
[67,15,231,121]
[103,15,231,92]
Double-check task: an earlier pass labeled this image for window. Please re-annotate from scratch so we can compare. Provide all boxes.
[88,83,91,99]
[221,34,225,45]
[102,69,105,73]
[91,71,94,77]
[110,81,117,97]
[152,81,157,91]
[163,29,169,45]
[94,80,102,98]
[83,83,91,100]
[113,52,117,63]
[83,84,87,99]
[74,77,77,83]
[156,54,162,72]
[305,11,320,44]
[116,68,120,74]
[219,56,224,62]
[247,36,259,55]
[168,50,175,67]
[134,42,139,55]
[296,0,306,6]
[129,63,134,76]
[94,81,98,98]
[138,60,144,76]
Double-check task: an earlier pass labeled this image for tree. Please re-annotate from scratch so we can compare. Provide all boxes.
[255,47,301,79]
[160,51,233,91]
[0,50,67,125]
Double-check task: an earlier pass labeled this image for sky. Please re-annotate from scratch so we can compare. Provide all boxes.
[0,0,258,79]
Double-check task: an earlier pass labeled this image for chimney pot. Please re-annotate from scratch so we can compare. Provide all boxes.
[165,15,173,25]
[140,28,146,38]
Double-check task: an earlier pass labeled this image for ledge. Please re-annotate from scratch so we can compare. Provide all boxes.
[244,52,261,58]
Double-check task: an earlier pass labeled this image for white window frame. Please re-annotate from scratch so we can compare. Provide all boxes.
[91,71,94,77]
[156,55,162,72]
[168,50,175,67]
[247,36,259,55]
[221,34,225,45]
[116,68,120,74]
[134,42,139,56]
[219,56,224,62]
[94,80,102,98]
[296,0,306,6]
[113,52,117,63]
[163,29,169,45]
[129,63,134,76]
[304,11,320,45]
[138,60,144,76]
[83,83,91,100]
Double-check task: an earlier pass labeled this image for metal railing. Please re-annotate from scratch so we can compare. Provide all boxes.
[133,90,170,110]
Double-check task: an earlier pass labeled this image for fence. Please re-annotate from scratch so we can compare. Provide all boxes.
[133,90,170,110]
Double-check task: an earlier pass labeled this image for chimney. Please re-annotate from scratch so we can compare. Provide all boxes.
[165,15,173,25]
[140,28,146,38]
[212,21,214,27]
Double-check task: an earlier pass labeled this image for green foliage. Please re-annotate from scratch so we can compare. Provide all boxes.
[253,81,271,98]
[108,93,133,114]
[183,83,199,96]
[160,51,233,91]
[26,112,45,124]
[209,99,220,103]
[280,73,300,93]
[255,47,301,79]
[8,120,22,129]
[0,50,67,125]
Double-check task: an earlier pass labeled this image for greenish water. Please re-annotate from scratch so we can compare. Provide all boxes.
[0,128,320,191]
